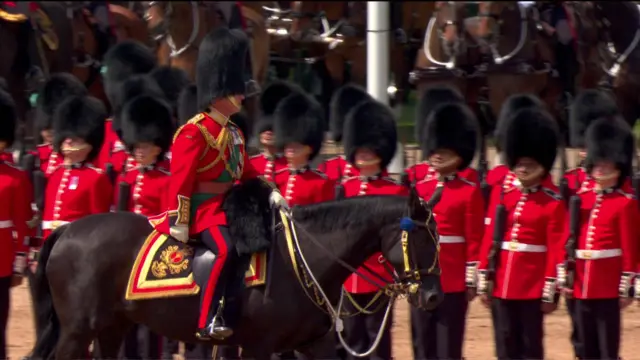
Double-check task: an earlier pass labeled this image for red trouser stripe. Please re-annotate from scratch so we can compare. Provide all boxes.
[197,226,229,329]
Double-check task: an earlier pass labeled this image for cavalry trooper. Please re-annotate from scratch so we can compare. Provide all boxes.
[0,87,35,360]
[412,103,485,360]
[405,84,477,186]
[250,80,299,183]
[149,27,281,340]
[559,117,639,360]
[149,66,191,120]
[317,84,372,182]
[477,107,566,360]
[32,73,88,176]
[40,95,113,239]
[97,40,157,171]
[341,99,407,360]
[487,94,544,188]
[118,94,172,360]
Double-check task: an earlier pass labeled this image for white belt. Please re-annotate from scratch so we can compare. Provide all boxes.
[42,220,70,230]
[576,249,622,260]
[501,242,547,253]
[439,235,465,244]
[0,220,13,229]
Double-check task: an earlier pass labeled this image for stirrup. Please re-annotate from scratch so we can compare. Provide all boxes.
[208,315,233,339]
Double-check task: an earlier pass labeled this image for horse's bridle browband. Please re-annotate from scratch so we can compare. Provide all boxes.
[145,1,201,58]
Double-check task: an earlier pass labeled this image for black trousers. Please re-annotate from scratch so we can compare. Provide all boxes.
[342,292,392,360]
[121,324,162,359]
[0,277,9,360]
[566,298,584,359]
[491,298,544,360]
[411,292,468,360]
[575,298,620,360]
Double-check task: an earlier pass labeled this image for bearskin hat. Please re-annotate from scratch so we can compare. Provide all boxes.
[110,75,165,137]
[415,85,464,144]
[149,66,191,117]
[344,100,398,170]
[196,27,249,111]
[0,89,16,146]
[256,80,302,136]
[102,40,157,108]
[121,95,174,157]
[329,84,372,142]
[34,73,87,134]
[177,84,198,126]
[569,89,619,148]
[273,92,325,161]
[585,117,634,183]
[504,108,559,172]
[53,95,107,161]
[495,94,544,152]
[422,103,479,170]
[0,78,7,92]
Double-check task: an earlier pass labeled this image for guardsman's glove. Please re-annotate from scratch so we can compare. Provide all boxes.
[619,272,634,298]
[634,275,640,300]
[269,190,290,211]
[170,225,189,243]
[13,251,27,275]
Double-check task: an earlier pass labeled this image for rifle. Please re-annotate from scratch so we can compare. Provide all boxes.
[478,133,490,205]
[564,192,581,291]
[334,158,345,200]
[105,162,116,185]
[485,187,506,296]
[117,181,131,212]
[28,169,47,263]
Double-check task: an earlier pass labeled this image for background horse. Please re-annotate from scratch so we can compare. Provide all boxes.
[29,179,442,360]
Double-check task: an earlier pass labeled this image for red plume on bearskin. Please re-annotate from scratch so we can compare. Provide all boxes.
[415,84,464,145]
[121,95,174,157]
[569,89,619,148]
[329,83,372,142]
[585,117,634,182]
[422,103,479,170]
[504,107,559,172]
[177,84,198,126]
[256,80,302,135]
[53,95,107,162]
[343,100,397,170]
[273,91,325,161]
[0,88,16,147]
[34,73,87,135]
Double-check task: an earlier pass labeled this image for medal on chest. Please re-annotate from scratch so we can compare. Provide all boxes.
[226,126,245,178]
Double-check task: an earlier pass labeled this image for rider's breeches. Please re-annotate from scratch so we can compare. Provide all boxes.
[342,292,392,360]
[198,225,234,329]
[121,324,162,360]
[410,292,468,360]
[0,276,10,360]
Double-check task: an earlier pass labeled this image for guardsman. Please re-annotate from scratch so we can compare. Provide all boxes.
[41,95,113,239]
[149,27,281,340]
[273,91,333,206]
[0,87,35,360]
[477,107,566,360]
[341,99,407,360]
[559,118,638,360]
[412,103,484,360]
[563,89,619,360]
[118,94,172,360]
[488,94,544,188]
[149,66,191,119]
[97,40,157,171]
[405,85,477,186]
[317,84,372,182]
[32,73,88,176]
[250,80,298,183]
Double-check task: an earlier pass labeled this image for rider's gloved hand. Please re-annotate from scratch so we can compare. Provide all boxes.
[269,190,290,211]
[170,225,189,243]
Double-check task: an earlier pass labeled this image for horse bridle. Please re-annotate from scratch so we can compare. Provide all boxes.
[476,1,531,65]
[144,1,201,58]
[424,1,467,69]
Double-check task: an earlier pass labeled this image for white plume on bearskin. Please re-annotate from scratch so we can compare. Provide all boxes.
[196,27,248,110]
[329,84,372,143]
[343,100,397,170]
[503,107,559,172]
[53,95,107,161]
[585,117,634,182]
[121,95,174,157]
[0,88,16,146]
[422,103,479,170]
[569,89,619,148]
[35,73,87,135]
[256,80,302,135]
[273,92,325,161]
[415,85,464,145]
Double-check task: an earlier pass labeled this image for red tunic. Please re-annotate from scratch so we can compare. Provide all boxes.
[563,185,639,299]
[486,164,510,188]
[405,161,478,184]
[342,175,409,294]
[0,162,34,277]
[479,174,566,300]
[96,118,121,171]
[316,156,359,183]
[274,167,333,206]
[42,163,114,238]
[151,112,259,236]
[415,174,485,293]
[0,151,14,164]
[117,164,171,217]
[249,153,287,183]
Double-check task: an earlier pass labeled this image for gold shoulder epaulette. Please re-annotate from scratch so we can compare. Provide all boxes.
[187,113,206,125]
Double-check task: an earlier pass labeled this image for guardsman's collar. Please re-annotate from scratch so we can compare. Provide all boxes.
[512,178,540,194]
[265,152,283,161]
[439,173,457,182]
[289,165,310,175]
[595,187,616,195]
[63,161,86,169]
[138,163,156,173]
[359,172,382,182]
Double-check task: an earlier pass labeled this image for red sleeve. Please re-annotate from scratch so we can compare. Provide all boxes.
[92,173,114,214]
[619,197,639,273]
[465,185,485,263]
[395,183,410,196]
[240,150,260,181]
[404,166,415,183]
[11,170,35,254]
[478,184,500,270]
[546,199,566,279]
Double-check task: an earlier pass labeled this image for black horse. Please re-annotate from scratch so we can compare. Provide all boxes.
[29,179,443,359]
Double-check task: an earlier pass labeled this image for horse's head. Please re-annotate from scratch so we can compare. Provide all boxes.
[142,1,169,41]
[381,186,444,310]
[430,1,469,57]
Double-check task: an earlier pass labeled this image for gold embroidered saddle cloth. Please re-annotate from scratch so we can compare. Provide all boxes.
[0,4,58,50]
[126,230,267,300]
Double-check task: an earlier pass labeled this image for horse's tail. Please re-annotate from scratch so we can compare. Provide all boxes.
[30,225,68,359]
